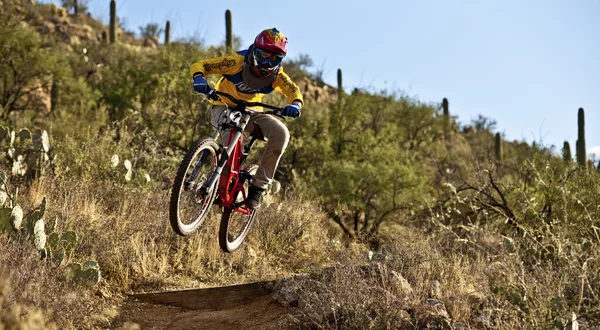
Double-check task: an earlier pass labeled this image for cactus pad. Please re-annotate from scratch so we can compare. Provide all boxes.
[54,248,65,265]
[39,196,47,217]
[47,232,60,247]
[83,260,99,270]
[26,210,43,234]
[111,154,119,168]
[11,206,23,230]
[17,128,32,142]
[60,231,78,251]
[40,130,50,153]
[76,268,101,287]
[33,219,46,250]
[0,191,7,208]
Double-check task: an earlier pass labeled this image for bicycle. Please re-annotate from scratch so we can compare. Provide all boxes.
[169,90,284,253]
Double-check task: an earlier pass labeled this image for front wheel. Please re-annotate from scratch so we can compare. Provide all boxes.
[170,138,220,236]
[218,164,259,253]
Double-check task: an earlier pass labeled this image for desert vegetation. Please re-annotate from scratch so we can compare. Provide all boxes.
[1,1,599,329]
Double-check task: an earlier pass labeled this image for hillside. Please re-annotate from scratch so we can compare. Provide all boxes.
[1,1,600,329]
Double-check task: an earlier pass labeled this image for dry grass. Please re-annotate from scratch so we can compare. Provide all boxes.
[0,153,341,328]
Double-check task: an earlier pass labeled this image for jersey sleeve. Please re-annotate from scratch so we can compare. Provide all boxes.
[190,54,244,78]
[273,70,304,105]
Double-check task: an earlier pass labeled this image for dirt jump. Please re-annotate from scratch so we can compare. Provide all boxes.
[112,281,295,330]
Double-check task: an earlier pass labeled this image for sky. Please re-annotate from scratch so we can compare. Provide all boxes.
[43,0,600,159]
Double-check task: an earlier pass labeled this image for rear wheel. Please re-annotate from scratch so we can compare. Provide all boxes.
[169,138,220,236]
[218,164,259,253]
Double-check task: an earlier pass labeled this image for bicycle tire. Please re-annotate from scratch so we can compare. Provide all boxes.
[218,164,259,253]
[169,138,220,236]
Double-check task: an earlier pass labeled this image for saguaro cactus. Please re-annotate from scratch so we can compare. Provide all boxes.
[562,141,572,162]
[442,98,450,142]
[50,80,59,113]
[74,0,79,14]
[225,10,233,53]
[164,20,170,45]
[337,68,343,100]
[495,133,503,161]
[109,0,117,44]
[442,98,449,117]
[576,108,586,166]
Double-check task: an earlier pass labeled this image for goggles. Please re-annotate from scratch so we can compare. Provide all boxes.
[253,47,285,67]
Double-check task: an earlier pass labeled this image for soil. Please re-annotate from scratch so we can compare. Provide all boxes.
[111,281,295,330]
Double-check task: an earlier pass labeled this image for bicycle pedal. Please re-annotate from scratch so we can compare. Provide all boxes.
[239,170,254,180]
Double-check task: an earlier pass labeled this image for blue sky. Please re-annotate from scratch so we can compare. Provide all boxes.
[46,0,600,158]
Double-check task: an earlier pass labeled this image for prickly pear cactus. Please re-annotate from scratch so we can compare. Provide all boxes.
[66,261,101,287]
[0,207,21,232]
[0,191,7,208]
[17,128,32,142]
[111,154,119,168]
[44,228,77,265]
[11,205,23,230]
[124,159,133,181]
[26,210,43,234]
[1,127,54,180]
[33,219,46,250]
[60,231,78,251]
[77,261,101,286]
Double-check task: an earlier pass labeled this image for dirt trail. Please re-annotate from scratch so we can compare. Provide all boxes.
[112,282,294,330]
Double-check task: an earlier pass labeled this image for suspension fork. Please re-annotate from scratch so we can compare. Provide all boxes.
[185,127,223,188]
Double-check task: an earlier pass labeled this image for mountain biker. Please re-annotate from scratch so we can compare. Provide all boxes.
[190,27,303,209]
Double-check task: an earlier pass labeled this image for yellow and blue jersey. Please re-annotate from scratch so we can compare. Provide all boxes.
[190,50,303,108]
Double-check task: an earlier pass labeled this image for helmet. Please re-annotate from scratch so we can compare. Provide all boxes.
[250,28,288,77]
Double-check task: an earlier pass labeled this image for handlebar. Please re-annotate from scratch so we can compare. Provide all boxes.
[207,90,283,116]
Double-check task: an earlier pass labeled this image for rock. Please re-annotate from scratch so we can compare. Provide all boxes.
[41,21,56,34]
[142,37,158,49]
[391,270,414,295]
[454,322,470,330]
[466,291,485,309]
[430,280,443,299]
[426,298,450,319]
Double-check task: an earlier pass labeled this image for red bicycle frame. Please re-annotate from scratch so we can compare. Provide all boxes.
[216,129,250,215]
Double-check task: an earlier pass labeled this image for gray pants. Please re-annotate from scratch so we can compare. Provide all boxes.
[210,106,290,190]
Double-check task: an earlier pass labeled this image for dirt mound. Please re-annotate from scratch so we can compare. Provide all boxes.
[112,282,294,330]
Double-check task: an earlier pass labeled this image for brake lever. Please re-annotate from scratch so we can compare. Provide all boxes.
[273,109,285,120]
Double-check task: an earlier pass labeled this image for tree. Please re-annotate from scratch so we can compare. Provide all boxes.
[139,23,163,40]
[0,23,66,119]
[60,0,90,14]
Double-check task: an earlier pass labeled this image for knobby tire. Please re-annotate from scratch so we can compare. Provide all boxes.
[169,138,220,236]
[218,164,259,252]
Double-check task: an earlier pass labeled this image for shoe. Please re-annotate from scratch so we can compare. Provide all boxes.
[245,185,265,210]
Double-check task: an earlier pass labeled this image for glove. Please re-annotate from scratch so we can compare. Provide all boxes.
[281,104,301,118]
[193,75,210,94]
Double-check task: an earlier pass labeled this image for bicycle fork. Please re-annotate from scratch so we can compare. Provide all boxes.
[184,129,222,190]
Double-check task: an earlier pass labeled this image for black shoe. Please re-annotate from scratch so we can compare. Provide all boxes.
[245,185,265,210]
